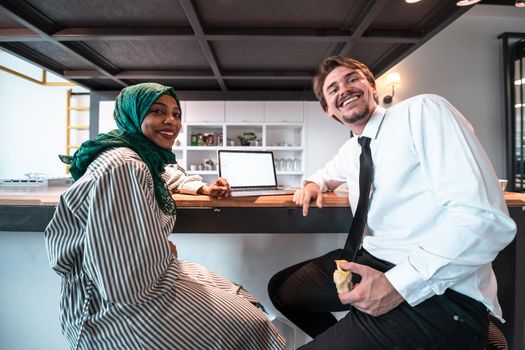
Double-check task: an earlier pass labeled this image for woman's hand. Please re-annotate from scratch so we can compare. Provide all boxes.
[168,241,178,258]
[198,177,231,198]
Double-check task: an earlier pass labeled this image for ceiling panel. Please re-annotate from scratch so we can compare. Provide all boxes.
[85,40,208,70]
[74,78,122,90]
[23,41,93,70]
[194,0,367,29]
[23,0,190,27]
[132,78,220,90]
[0,8,24,28]
[371,0,454,30]
[213,41,329,71]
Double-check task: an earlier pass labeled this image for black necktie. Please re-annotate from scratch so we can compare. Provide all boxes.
[343,136,373,261]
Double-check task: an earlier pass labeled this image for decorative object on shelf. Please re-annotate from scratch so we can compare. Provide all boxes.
[278,159,287,171]
[286,158,293,171]
[197,134,205,146]
[190,132,220,147]
[203,158,216,171]
[293,159,301,171]
[205,133,215,146]
[383,72,401,104]
[237,132,257,146]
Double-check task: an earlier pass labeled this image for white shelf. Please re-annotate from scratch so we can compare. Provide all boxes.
[180,100,306,187]
[223,146,265,150]
[186,146,221,151]
[265,146,303,151]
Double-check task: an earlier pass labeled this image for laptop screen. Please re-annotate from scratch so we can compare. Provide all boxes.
[218,150,277,188]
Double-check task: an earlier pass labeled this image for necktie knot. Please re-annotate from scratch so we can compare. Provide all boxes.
[358,136,371,148]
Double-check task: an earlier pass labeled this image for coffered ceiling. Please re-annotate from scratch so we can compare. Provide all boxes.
[0,0,516,97]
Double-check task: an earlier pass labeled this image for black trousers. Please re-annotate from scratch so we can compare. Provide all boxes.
[268,249,489,350]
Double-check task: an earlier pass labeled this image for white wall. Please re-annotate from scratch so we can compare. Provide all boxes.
[0,52,88,179]
[375,5,525,178]
[305,101,351,177]
[0,231,68,350]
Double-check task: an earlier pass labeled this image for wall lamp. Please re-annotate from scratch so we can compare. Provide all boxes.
[383,72,401,104]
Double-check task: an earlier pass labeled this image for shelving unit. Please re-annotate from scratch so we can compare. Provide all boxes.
[175,101,306,187]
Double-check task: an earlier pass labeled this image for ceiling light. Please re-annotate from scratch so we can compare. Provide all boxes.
[456,0,481,6]
[516,0,525,8]
[405,0,421,3]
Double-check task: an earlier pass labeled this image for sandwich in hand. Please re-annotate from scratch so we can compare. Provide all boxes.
[333,259,353,294]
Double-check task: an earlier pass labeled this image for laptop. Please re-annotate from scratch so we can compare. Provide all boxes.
[217,150,297,197]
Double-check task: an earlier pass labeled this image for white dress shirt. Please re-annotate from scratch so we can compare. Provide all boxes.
[306,94,516,319]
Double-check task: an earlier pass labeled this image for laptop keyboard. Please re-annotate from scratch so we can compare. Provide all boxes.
[229,188,295,197]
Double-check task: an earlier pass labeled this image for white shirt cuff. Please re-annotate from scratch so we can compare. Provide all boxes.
[303,176,327,192]
[384,261,435,306]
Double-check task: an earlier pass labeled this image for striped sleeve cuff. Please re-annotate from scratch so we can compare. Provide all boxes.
[177,180,206,195]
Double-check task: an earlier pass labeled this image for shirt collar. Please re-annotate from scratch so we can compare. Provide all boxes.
[359,105,386,140]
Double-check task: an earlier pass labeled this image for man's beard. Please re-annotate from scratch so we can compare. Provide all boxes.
[341,104,370,125]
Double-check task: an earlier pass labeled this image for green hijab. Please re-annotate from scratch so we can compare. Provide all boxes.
[60,82,180,215]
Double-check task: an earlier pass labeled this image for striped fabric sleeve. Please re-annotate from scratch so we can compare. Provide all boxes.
[83,160,180,305]
[163,164,206,194]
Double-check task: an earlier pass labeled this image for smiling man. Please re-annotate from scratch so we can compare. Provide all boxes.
[267,56,516,350]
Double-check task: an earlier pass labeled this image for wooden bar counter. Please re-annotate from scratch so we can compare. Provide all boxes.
[1,186,525,233]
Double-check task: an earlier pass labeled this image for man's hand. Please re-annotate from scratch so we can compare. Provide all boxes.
[198,177,231,198]
[338,261,404,317]
[293,182,323,216]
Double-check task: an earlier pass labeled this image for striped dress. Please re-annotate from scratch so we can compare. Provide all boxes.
[45,148,286,350]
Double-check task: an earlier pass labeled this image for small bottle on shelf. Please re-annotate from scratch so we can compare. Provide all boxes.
[197,134,205,146]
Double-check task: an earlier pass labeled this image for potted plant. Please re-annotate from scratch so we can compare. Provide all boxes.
[237,132,257,146]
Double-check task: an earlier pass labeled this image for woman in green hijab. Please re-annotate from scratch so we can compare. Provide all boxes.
[45,83,285,350]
